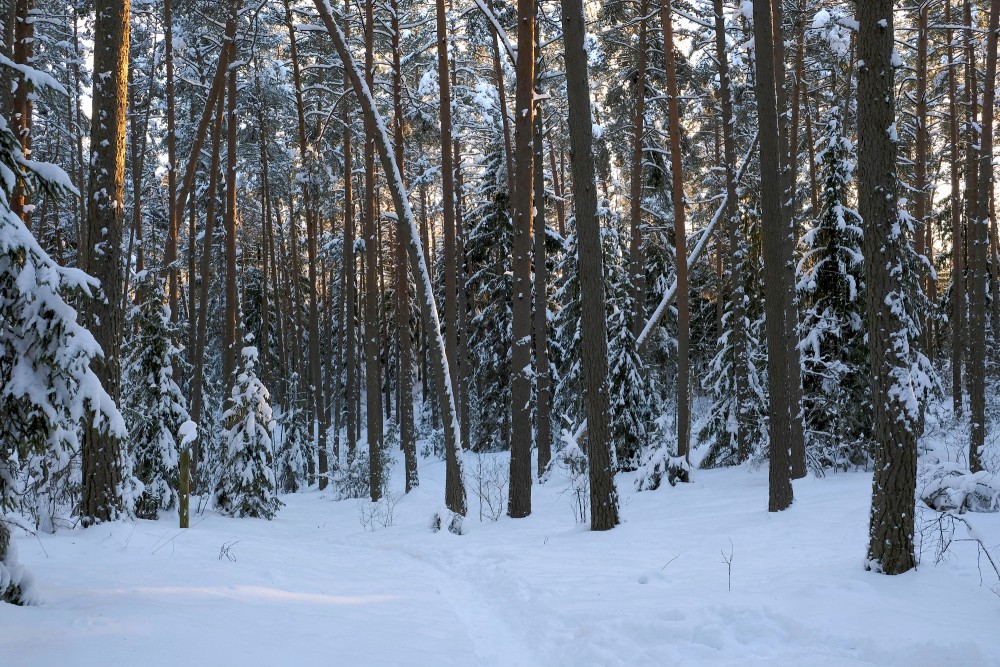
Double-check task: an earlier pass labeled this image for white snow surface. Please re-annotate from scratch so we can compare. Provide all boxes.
[3,458,998,666]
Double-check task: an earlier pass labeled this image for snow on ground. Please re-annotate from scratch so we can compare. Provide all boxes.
[3,455,999,667]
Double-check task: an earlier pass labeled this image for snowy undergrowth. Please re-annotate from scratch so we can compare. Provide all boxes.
[2,447,999,666]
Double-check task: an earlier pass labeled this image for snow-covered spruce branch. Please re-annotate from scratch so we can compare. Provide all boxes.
[636,132,759,352]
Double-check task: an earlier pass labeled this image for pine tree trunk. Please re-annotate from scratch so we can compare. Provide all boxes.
[770,0,806,480]
[507,0,536,519]
[858,0,917,575]
[343,16,358,459]
[970,0,999,473]
[223,44,240,391]
[561,0,619,530]
[189,93,226,486]
[628,0,648,340]
[80,0,130,525]
[9,0,34,228]
[284,2,328,488]
[363,0,384,501]
[662,0,690,462]
[313,0,467,518]
[713,0,749,462]
[391,0,417,491]
[946,0,964,416]
[163,0,179,316]
[914,3,931,352]
[533,69,552,477]
[752,0,793,512]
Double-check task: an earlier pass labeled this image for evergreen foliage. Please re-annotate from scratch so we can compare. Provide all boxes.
[123,274,195,518]
[796,107,871,471]
[214,343,281,519]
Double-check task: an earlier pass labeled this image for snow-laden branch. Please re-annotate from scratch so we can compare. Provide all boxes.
[472,0,517,65]
[636,133,759,352]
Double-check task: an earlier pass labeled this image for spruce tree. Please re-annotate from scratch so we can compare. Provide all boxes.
[797,107,871,471]
[1,116,124,603]
[214,342,282,519]
[123,274,195,518]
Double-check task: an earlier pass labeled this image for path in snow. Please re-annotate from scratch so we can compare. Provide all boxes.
[3,456,999,666]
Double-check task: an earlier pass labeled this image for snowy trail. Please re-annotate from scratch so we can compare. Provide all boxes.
[3,458,1000,666]
[1,499,530,667]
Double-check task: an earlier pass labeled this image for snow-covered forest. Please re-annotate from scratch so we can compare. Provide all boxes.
[1,0,999,663]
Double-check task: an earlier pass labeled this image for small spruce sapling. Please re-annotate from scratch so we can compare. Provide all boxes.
[214,342,282,519]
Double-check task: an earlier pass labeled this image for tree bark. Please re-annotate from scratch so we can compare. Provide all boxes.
[714,0,749,462]
[507,0,536,519]
[629,0,649,339]
[560,0,619,530]
[363,0,384,501]
[80,0,130,525]
[661,0,690,462]
[946,0,964,416]
[858,0,918,575]
[533,60,552,477]
[969,0,999,473]
[752,0,793,512]
[391,0,417,491]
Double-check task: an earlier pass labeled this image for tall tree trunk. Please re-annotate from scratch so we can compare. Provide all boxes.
[189,93,226,486]
[714,0,749,462]
[752,0,793,512]
[223,40,240,390]
[533,57,552,477]
[661,0,690,462]
[969,0,999,473]
[507,0,536,519]
[313,0,467,518]
[858,0,918,575]
[343,1,358,459]
[164,0,179,316]
[391,0,417,491]
[914,2,931,351]
[9,0,34,227]
[363,0,384,501]
[80,0,130,525]
[560,0,619,530]
[629,0,649,339]
[771,0,807,480]
[946,0,964,416]
[285,1,328,488]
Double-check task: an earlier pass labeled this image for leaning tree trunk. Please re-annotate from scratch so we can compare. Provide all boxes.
[561,0,619,531]
[751,0,793,512]
[312,0,467,518]
[858,0,918,576]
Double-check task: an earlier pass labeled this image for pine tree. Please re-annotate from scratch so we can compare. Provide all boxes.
[796,107,871,471]
[123,274,195,519]
[0,116,124,603]
[214,342,281,519]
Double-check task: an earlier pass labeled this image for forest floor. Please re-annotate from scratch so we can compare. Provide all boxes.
[3,442,999,666]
